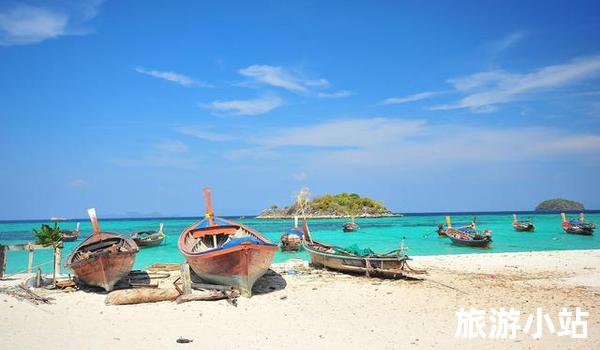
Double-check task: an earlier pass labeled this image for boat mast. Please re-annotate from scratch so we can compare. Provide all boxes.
[87,208,101,234]
[203,187,215,227]
[513,214,518,223]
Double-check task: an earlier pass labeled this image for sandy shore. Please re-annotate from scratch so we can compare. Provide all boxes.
[1,249,599,350]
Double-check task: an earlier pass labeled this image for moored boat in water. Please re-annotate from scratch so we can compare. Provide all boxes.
[62,222,81,242]
[561,212,596,235]
[178,188,278,297]
[445,216,492,248]
[280,216,303,252]
[512,214,535,232]
[65,209,138,291]
[342,216,359,232]
[131,223,165,247]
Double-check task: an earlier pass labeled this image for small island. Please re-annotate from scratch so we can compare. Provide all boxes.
[535,198,585,212]
[257,193,396,219]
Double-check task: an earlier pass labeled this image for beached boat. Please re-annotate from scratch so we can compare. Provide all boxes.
[280,216,303,252]
[178,188,278,297]
[342,217,359,232]
[512,214,535,232]
[131,223,165,247]
[561,213,596,235]
[61,222,80,242]
[65,209,138,291]
[444,216,492,248]
[302,217,423,278]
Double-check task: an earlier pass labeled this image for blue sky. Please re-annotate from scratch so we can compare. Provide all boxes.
[1,0,600,219]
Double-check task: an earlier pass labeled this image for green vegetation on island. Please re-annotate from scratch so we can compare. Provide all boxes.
[258,193,394,218]
[535,198,585,212]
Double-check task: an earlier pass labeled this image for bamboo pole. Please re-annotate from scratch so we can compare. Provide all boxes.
[445,216,452,228]
[27,245,34,273]
[0,245,7,279]
[561,212,567,223]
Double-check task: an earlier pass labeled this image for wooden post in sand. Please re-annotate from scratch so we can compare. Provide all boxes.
[0,245,7,279]
[27,243,34,273]
[180,263,192,295]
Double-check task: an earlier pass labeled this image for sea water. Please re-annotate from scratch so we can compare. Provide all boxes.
[1,212,599,274]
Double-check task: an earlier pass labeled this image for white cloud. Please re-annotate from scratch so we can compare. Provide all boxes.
[177,126,232,141]
[111,139,196,169]
[382,92,437,105]
[317,90,353,98]
[207,96,282,116]
[238,64,337,95]
[431,56,600,112]
[134,67,211,87]
[489,31,527,53]
[232,117,600,167]
[0,2,103,46]
[154,139,188,154]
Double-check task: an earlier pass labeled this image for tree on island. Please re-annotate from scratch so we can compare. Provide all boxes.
[33,222,63,286]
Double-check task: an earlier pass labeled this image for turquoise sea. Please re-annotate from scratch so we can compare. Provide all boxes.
[1,212,599,275]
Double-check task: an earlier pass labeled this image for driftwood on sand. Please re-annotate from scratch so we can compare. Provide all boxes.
[105,288,180,305]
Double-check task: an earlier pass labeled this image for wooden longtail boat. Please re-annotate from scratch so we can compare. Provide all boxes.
[445,216,492,248]
[280,216,303,252]
[302,217,423,278]
[62,222,81,242]
[65,209,138,291]
[512,214,535,232]
[178,188,278,297]
[561,213,596,235]
[131,223,165,247]
[437,224,447,236]
[342,217,359,232]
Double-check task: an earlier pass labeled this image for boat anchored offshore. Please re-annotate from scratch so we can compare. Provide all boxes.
[512,214,535,232]
[342,216,359,232]
[280,216,303,252]
[178,188,278,297]
[561,212,596,235]
[444,216,492,248]
[65,209,138,291]
[61,222,81,242]
[131,223,166,247]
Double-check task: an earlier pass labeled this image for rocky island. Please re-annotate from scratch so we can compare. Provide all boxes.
[257,193,395,219]
[535,198,585,212]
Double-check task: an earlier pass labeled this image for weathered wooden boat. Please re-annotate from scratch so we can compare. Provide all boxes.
[512,214,535,232]
[280,216,303,252]
[561,213,596,235]
[178,188,278,297]
[131,223,165,247]
[65,209,138,291]
[445,216,492,248]
[342,217,359,232]
[61,222,80,242]
[302,217,423,278]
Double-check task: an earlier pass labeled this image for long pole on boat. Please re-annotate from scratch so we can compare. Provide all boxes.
[513,214,518,223]
[445,216,452,228]
[580,212,585,222]
[87,208,100,234]
[203,187,215,227]
[561,212,567,223]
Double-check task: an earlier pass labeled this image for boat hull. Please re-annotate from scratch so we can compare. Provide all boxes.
[448,235,492,248]
[182,244,277,297]
[303,241,409,278]
[62,234,79,242]
[69,250,136,291]
[513,223,535,232]
[133,236,164,247]
[564,228,594,235]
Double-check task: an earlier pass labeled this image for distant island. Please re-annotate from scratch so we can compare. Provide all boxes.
[535,198,584,212]
[257,193,395,219]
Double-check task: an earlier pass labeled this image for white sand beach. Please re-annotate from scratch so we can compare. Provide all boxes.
[1,249,599,350]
